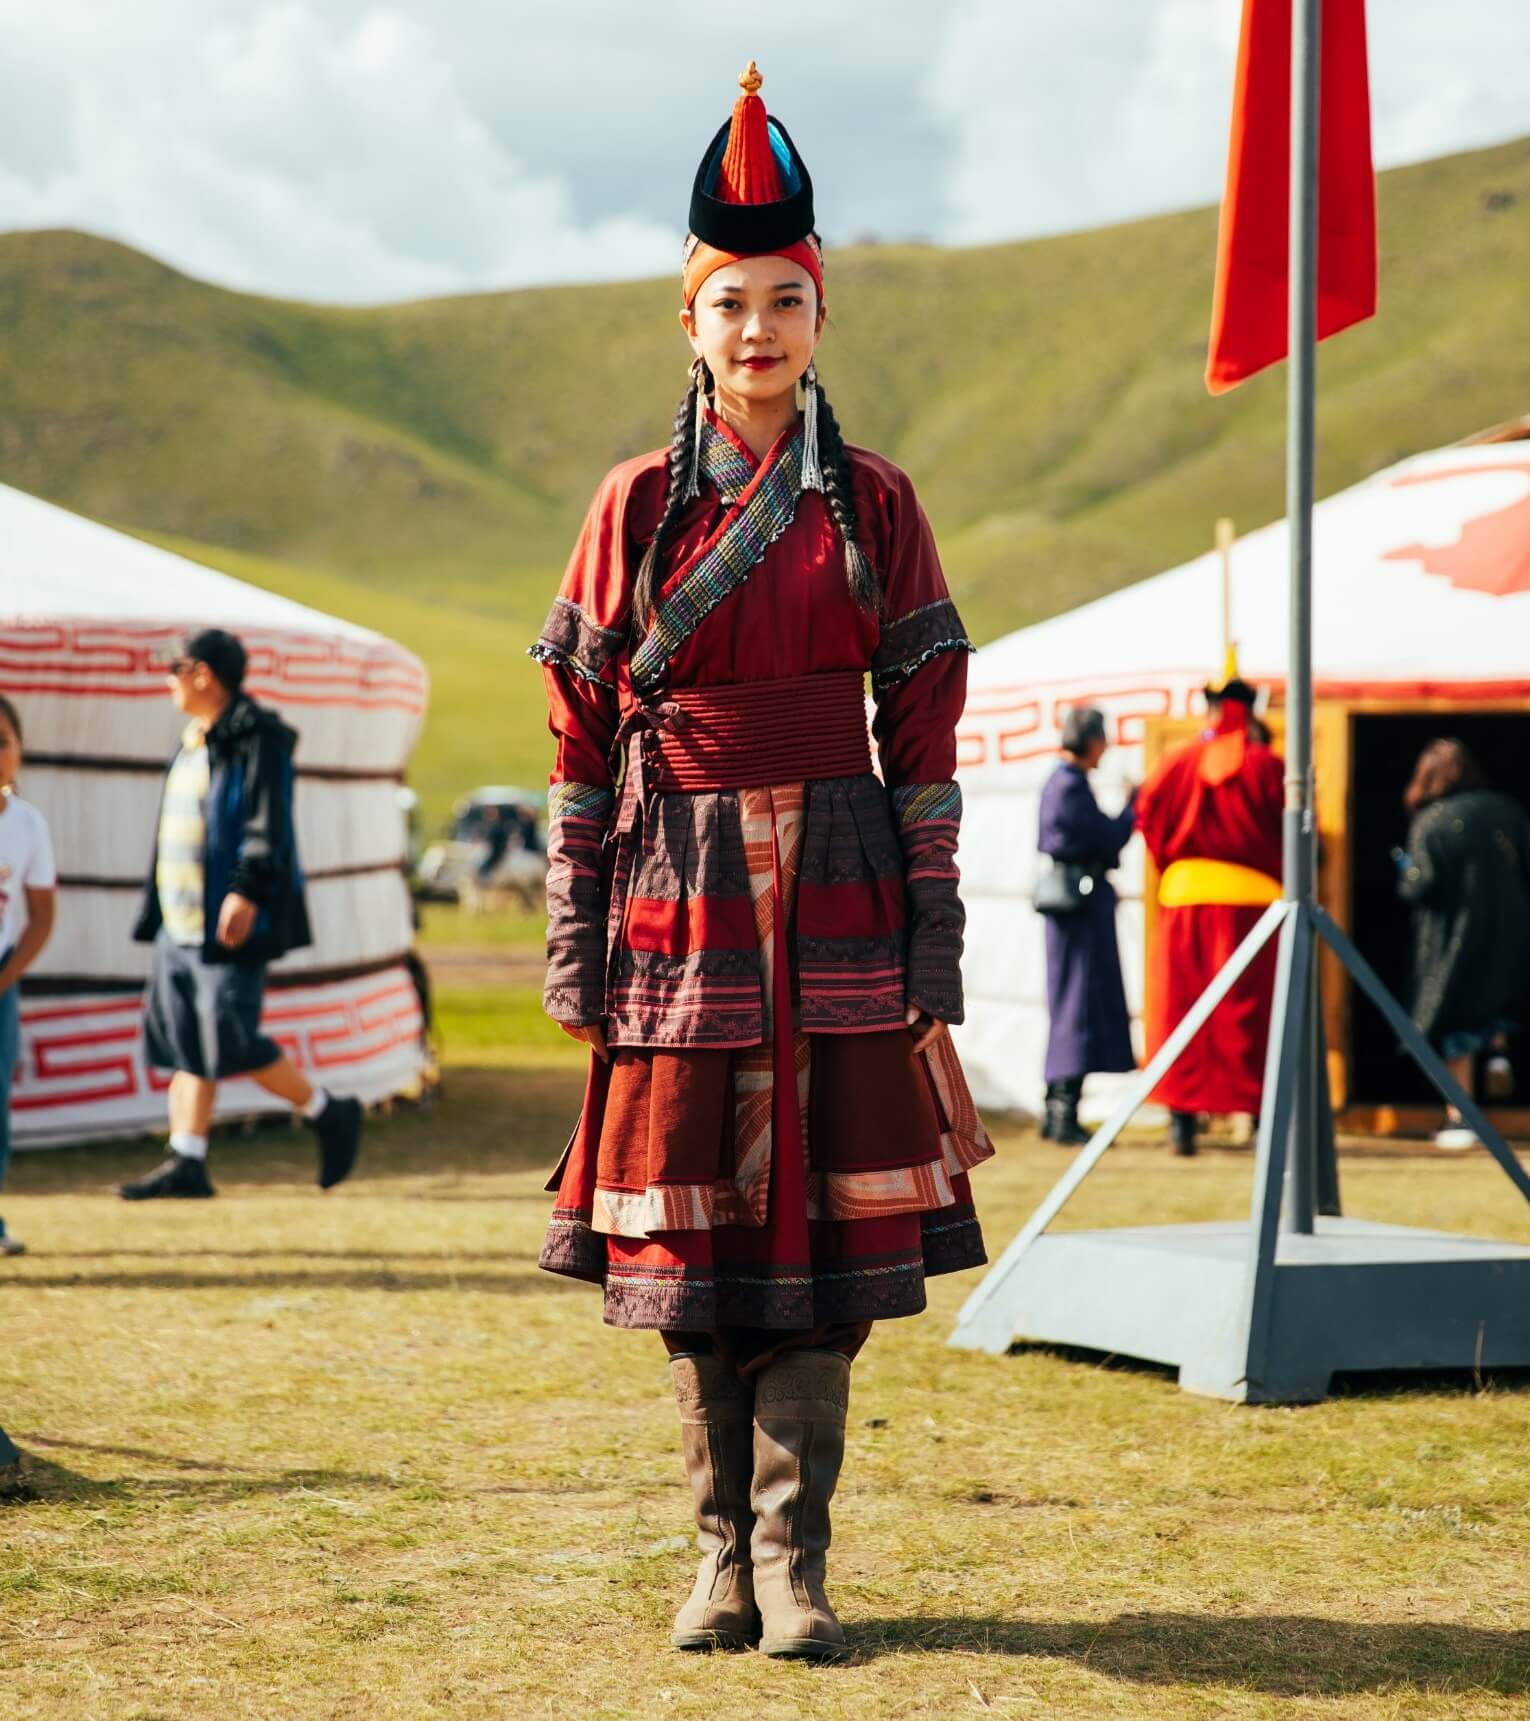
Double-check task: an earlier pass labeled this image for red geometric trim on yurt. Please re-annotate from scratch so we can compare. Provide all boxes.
[0,622,427,716]
[13,969,424,1125]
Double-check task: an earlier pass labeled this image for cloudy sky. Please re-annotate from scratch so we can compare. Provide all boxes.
[1,0,1527,304]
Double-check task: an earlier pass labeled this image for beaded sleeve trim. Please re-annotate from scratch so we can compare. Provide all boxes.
[871,598,975,691]
[529,596,626,683]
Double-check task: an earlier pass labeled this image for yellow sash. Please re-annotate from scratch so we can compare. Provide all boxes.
[1158,858,1281,909]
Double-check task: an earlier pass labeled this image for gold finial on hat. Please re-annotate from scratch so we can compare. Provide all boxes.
[739,60,763,96]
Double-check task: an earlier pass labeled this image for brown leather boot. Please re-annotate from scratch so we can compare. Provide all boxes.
[749,1349,851,1661]
[669,1353,760,1651]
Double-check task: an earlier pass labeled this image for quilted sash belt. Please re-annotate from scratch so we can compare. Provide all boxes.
[637,670,872,793]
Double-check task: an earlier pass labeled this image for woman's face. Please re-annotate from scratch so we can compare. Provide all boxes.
[0,715,20,791]
[680,253,825,407]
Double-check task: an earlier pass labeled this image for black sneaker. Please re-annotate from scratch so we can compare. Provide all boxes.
[117,1153,217,1200]
[314,1096,363,1190]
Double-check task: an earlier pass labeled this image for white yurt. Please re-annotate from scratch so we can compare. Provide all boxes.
[955,426,1530,1126]
[1,484,430,1145]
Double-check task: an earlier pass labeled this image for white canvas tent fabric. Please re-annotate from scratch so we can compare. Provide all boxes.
[0,483,430,1143]
[953,439,1530,1116]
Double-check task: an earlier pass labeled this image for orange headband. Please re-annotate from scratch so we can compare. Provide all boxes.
[682,235,825,308]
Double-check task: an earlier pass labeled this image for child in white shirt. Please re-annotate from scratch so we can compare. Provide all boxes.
[0,695,58,1256]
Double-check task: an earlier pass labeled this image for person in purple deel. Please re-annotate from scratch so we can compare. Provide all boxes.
[1035,706,1139,1146]
[116,628,362,1200]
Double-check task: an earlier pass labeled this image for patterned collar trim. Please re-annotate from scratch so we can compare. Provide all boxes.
[630,424,805,696]
[699,416,757,503]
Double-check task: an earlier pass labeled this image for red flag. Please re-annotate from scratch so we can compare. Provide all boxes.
[1206,0,1376,395]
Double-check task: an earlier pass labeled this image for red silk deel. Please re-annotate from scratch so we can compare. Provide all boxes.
[1148,903,1280,1114]
[1136,716,1284,883]
[1206,0,1376,395]
[1137,721,1285,1113]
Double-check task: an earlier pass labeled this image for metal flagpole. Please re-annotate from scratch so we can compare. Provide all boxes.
[1279,0,1321,1236]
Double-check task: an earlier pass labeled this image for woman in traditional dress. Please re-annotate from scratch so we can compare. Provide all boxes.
[531,64,992,1662]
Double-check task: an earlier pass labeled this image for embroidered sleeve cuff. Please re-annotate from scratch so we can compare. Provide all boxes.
[891,782,966,1025]
[871,598,975,692]
[528,597,626,684]
[544,780,616,1024]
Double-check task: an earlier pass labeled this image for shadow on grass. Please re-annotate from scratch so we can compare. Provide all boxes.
[7,1444,403,1506]
[5,1263,564,1294]
[1008,1342,1178,1384]
[6,1439,627,1507]
[11,1065,585,1195]
[849,1613,1530,1694]
[1010,1342,1530,1400]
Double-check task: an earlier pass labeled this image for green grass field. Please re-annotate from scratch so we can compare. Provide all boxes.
[3,948,1529,1718]
[6,135,1530,824]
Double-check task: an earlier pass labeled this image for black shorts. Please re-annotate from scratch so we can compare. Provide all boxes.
[142,930,281,1080]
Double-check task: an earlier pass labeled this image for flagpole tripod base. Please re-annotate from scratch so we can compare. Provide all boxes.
[970,1218,1530,1404]
[950,899,1530,1403]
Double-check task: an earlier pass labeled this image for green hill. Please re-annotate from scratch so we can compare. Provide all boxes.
[3,135,1529,824]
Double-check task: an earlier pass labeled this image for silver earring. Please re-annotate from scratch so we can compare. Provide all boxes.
[684,358,707,501]
[799,362,824,493]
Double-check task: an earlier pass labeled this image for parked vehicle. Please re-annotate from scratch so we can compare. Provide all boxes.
[415,786,549,908]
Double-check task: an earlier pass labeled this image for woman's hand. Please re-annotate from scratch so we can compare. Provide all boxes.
[560,1021,610,1063]
[905,1005,949,1055]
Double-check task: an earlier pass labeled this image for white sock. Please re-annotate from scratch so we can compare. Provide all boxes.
[301,1087,330,1121]
[170,1132,208,1161]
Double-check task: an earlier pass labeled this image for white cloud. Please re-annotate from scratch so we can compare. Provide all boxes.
[926,0,1530,248]
[0,0,679,301]
[925,1,1240,245]
[0,0,1526,301]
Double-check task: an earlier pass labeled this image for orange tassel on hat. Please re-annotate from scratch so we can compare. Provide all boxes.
[717,62,784,205]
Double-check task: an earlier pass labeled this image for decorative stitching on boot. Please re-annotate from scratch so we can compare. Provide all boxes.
[757,1365,850,1413]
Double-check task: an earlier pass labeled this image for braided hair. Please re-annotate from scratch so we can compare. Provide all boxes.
[632,360,881,625]
[633,361,709,627]
[813,377,881,616]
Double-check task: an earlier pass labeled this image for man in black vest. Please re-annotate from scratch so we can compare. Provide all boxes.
[117,629,362,1199]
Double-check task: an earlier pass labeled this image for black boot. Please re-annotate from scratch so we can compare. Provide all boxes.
[1048,1079,1089,1148]
[1039,1082,1058,1140]
[117,1153,216,1200]
[1169,1110,1199,1157]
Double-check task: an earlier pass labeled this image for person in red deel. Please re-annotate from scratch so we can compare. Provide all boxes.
[1136,651,1283,1156]
[530,64,991,1662]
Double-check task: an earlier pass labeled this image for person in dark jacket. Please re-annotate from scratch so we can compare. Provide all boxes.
[1036,707,1139,1145]
[1396,738,1530,1150]
[117,629,363,1199]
